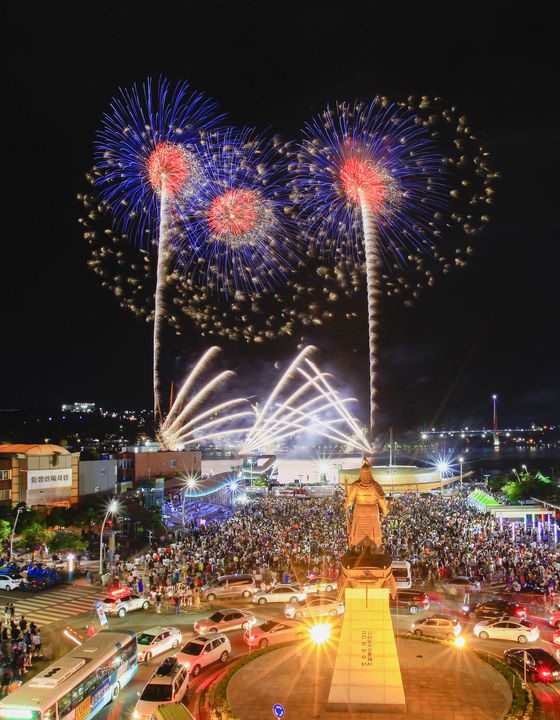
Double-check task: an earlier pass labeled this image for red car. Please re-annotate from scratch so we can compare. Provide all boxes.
[549,610,560,629]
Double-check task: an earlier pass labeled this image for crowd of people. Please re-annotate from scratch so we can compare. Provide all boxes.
[0,604,42,697]
[107,491,560,603]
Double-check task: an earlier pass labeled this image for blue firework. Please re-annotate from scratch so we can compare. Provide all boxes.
[289,98,448,269]
[94,76,222,247]
[175,128,300,297]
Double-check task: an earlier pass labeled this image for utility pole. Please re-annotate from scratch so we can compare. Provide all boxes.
[492,394,500,448]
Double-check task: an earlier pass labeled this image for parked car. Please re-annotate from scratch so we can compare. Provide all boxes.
[252,585,305,605]
[473,617,539,644]
[390,590,430,614]
[504,648,560,683]
[466,600,526,620]
[176,634,231,677]
[284,595,344,621]
[102,588,150,617]
[411,614,462,639]
[136,627,182,663]
[194,609,255,634]
[243,619,305,649]
[303,577,337,594]
[133,658,190,720]
[0,573,24,591]
[201,574,256,602]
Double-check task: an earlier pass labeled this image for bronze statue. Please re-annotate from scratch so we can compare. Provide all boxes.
[345,458,389,547]
[340,457,397,598]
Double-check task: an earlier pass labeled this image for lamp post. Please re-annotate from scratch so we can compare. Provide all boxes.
[99,499,119,576]
[182,476,198,527]
[459,456,465,493]
[9,505,27,562]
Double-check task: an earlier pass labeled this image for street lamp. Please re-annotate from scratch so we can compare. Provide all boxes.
[9,505,28,562]
[182,475,199,527]
[99,499,119,576]
[458,456,465,493]
[309,622,332,646]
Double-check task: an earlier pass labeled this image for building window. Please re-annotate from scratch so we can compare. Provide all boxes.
[0,470,10,481]
[0,489,11,501]
[170,460,177,468]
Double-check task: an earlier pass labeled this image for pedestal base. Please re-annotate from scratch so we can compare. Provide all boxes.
[327,587,406,713]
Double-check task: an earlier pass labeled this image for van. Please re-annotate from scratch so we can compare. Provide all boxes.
[392,560,412,589]
[201,574,256,601]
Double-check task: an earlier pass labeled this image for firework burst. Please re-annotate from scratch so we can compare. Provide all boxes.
[290,96,496,432]
[173,128,299,297]
[240,346,372,456]
[94,77,222,418]
[157,347,254,451]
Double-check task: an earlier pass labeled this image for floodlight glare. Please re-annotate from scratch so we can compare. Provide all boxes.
[309,623,332,645]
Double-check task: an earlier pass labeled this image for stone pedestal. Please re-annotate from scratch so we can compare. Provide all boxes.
[327,587,406,713]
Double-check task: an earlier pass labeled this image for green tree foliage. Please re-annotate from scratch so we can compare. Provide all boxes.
[20,522,54,551]
[49,531,87,553]
[0,519,11,544]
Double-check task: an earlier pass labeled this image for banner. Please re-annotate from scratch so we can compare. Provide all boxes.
[27,468,72,489]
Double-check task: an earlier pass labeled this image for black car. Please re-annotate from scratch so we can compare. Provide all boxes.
[390,590,430,614]
[504,648,560,683]
[467,600,527,620]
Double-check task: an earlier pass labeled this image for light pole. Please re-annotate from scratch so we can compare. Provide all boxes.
[459,456,465,493]
[99,499,119,576]
[9,505,27,562]
[182,476,198,527]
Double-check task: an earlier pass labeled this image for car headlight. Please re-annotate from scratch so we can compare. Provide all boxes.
[133,711,140,719]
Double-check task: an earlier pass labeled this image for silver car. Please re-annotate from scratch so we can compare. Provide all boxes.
[194,608,255,634]
[412,614,462,639]
[252,584,305,605]
[284,595,344,620]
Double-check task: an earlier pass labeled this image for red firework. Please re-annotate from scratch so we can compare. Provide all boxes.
[208,188,259,236]
[147,142,190,196]
[340,157,387,212]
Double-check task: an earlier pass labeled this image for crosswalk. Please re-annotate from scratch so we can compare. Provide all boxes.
[0,585,102,627]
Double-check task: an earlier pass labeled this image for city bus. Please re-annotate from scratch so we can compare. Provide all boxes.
[0,631,137,720]
[392,560,412,589]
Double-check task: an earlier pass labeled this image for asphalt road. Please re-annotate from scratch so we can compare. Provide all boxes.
[7,588,560,719]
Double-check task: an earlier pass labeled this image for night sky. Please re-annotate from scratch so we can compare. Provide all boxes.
[2,1,558,432]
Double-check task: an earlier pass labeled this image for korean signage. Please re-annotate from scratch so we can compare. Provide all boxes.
[95,600,108,626]
[27,468,72,490]
[360,629,373,667]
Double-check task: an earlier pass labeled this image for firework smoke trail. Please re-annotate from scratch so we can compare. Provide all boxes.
[359,191,379,432]
[240,347,372,455]
[93,77,222,419]
[157,347,254,451]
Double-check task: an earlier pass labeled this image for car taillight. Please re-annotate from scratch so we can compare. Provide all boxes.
[422,599,429,605]
[540,670,552,679]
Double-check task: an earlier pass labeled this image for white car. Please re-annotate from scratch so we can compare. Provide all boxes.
[133,657,190,720]
[136,626,182,662]
[243,619,305,649]
[252,585,305,605]
[194,609,255,634]
[473,617,539,644]
[102,589,150,617]
[176,633,231,677]
[442,576,481,595]
[0,574,23,591]
[303,577,337,594]
[284,596,345,620]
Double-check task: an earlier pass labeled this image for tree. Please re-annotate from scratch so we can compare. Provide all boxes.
[0,519,10,545]
[49,531,87,554]
[20,523,53,553]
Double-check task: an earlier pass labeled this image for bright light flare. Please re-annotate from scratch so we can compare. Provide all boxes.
[309,622,332,645]
[454,636,465,648]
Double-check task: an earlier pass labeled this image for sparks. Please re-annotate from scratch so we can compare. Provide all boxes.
[157,347,254,450]
[147,142,192,196]
[240,346,372,456]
